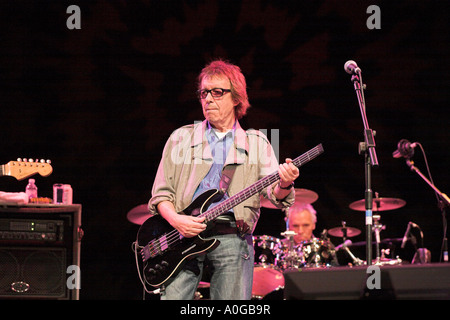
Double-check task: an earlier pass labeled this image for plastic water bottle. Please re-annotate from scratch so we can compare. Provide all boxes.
[25,178,38,200]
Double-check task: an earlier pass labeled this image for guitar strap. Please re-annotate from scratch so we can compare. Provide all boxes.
[219,164,237,196]
[219,164,251,235]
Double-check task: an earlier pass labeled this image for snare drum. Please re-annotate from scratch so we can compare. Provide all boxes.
[252,235,284,299]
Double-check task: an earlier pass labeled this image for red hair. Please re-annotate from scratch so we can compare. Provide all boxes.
[198,59,250,119]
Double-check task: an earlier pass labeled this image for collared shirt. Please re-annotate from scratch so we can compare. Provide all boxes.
[192,122,235,214]
[148,120,295,234]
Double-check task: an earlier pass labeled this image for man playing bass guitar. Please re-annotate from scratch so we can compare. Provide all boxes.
[147,59,300,300]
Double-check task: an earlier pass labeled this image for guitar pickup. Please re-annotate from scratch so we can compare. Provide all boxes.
[141,234,169,262]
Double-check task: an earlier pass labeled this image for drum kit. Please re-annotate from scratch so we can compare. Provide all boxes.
[126,190,408,300]
[251,189,407,299]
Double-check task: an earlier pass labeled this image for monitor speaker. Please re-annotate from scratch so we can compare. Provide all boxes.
[284,263,450,300]
[0,205,82,299]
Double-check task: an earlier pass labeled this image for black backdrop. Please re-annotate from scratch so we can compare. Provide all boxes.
[0,1,449,299]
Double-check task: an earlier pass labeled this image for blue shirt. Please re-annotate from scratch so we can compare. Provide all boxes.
[192,122,235,212]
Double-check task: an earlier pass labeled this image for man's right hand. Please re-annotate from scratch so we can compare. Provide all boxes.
[157,201,206,238]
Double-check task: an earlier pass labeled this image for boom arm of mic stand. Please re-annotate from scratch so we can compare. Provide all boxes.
[352,73,379,168]
[406,160,449,262]
[406,160,450,207]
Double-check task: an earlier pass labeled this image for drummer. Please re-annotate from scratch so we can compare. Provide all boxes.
[286,203,317,244]
[285,203,339,266]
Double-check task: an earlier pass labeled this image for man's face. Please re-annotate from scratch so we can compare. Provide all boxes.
[288,209,316,243]
[200,76,237,129]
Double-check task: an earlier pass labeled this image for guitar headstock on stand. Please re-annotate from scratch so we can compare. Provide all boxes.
[1,158,53,181]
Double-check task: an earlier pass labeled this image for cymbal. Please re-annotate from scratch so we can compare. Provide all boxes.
[260,188,318,209]
[328,226,361,238]
[349,197,406,212]
[127,204,153,225]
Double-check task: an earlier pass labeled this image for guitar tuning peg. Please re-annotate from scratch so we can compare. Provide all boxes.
[28,158,34,162]
[40,159,45,163]
[17,158,22,162]
[46,159,51,164]
[23,158,28,162]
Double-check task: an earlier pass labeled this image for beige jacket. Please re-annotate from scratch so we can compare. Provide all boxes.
[148,120,295,234]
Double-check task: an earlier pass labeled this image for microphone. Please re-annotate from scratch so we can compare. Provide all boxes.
[335,239,352,251]
[392,139,417,159]
[401,221,413,249]
[344,60,361,74]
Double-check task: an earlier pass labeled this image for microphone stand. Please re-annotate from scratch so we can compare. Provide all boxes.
[350,71,379,266]
[406,159,449,262]
[406,160,450,207]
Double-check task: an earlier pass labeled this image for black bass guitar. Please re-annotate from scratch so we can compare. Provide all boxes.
[136,144,324,288]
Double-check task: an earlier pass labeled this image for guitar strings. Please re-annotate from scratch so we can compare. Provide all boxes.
[142,146,323,257]
[142,145,323,259]
[144,174,278,257]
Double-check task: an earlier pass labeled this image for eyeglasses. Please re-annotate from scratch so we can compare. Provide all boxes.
[197,88,231,99]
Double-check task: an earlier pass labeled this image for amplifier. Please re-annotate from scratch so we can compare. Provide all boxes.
[0,204,82,300]
[0,218,64,243]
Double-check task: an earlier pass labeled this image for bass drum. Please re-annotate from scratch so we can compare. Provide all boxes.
[252,235,284,299]
[252,264,284,299]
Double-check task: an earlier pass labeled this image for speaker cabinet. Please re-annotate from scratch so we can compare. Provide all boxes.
[0,204,82,300]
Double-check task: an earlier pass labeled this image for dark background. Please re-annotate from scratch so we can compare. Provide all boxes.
[0,1,449,299]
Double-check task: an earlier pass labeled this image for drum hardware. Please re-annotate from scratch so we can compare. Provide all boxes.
[372,215,386,264]
[328,221,361,238]
[342,243,365,266]
[280,230,297,249]
[349,195,406,212]
[279,230,300,270]
[297,238,335,268]
[329,221,363,266]
[371,215,403,265]
[349,194,407,265]
[252,235,284,299]
[373,249,403,266]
